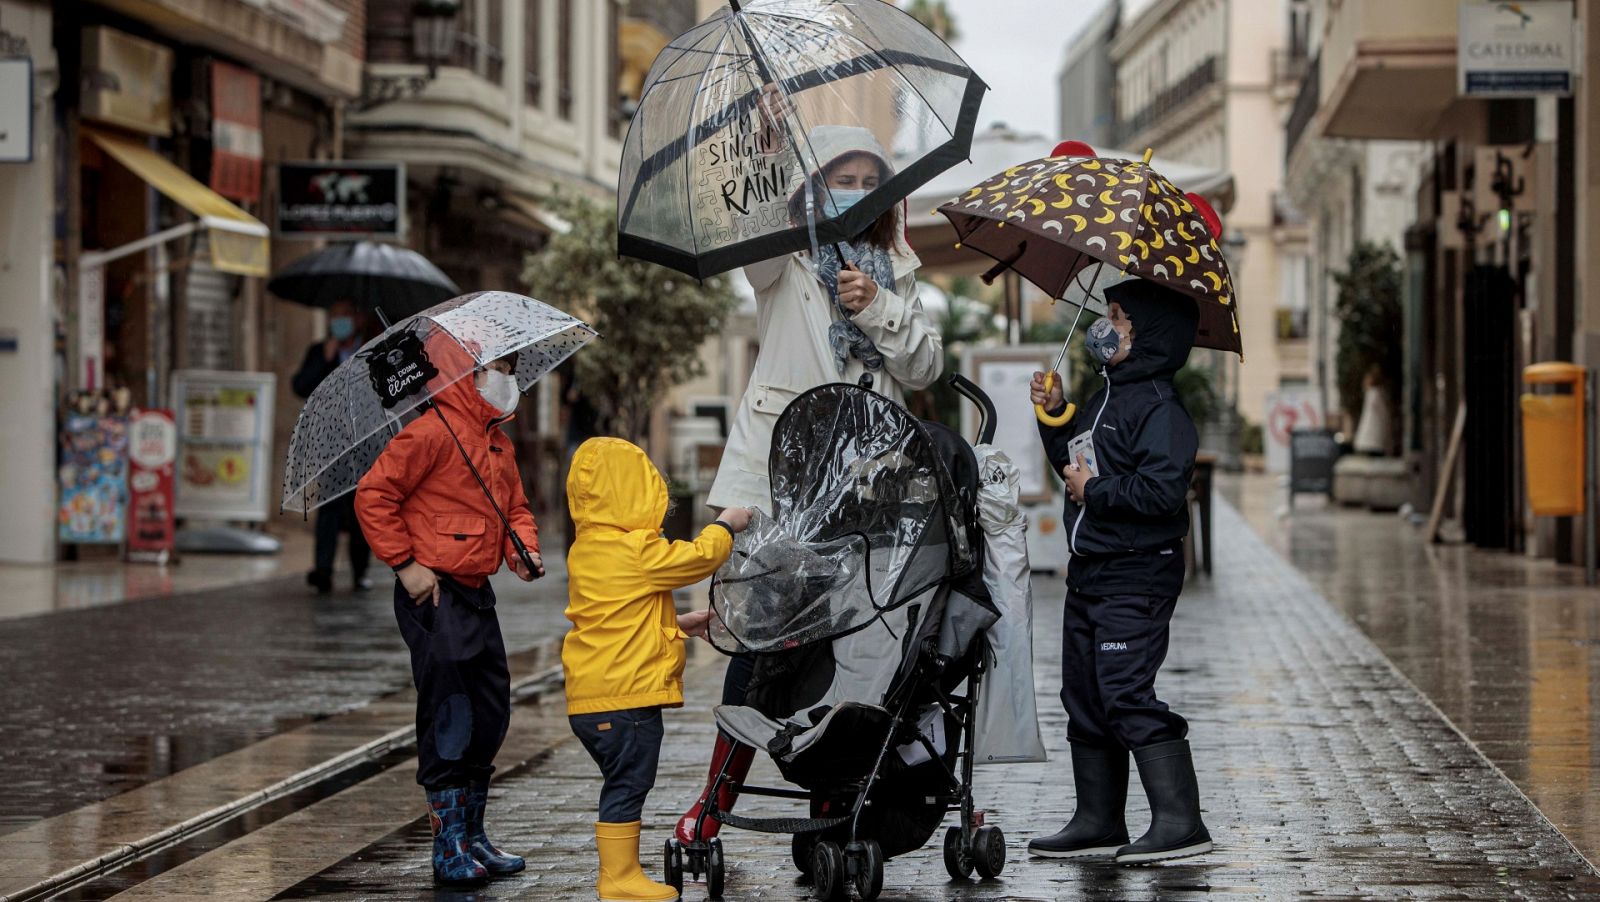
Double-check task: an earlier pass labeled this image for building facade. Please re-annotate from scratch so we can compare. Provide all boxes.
[1058,0,1121,148]
[1108,0,1308,435]
[1284,0,1595,561]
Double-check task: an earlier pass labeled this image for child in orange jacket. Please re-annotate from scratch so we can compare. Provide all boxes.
[562,437,751,902]
[356,352,541,888]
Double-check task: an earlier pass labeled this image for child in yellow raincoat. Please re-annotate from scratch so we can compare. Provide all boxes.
[562,437,752,902]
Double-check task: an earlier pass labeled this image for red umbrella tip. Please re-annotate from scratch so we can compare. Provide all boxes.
[1186,192,1224,238]
[1052,140,1096,158]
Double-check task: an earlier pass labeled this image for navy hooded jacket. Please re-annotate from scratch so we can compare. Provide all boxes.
[1039,279,1200,598]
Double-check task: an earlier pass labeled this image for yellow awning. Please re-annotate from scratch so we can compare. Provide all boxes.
[85,129,270,277]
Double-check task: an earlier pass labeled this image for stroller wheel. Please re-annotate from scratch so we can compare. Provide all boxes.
[973,825,1007,879]
[792,833,817,875]
[706,837,725,899]
[663,838,684,892]
[849,839,884,900]
[943,826,974,880]
[811,840,846,901]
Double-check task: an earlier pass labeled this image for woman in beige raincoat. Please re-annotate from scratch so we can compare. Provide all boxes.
[676,121,944,846]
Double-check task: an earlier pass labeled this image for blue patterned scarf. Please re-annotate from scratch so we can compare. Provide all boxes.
[815,241,894,376]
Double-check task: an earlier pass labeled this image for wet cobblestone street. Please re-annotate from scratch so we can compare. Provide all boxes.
[254,501,1600,900]
[0,565,571,835]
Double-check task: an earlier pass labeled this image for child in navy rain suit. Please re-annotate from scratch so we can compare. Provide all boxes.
[1026,277,1213,865]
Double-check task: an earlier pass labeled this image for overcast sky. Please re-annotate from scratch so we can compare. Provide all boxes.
[945,0,1114,139]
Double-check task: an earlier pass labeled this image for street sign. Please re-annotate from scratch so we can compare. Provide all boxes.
[1459,1,1576,97]
[276,161,405,238]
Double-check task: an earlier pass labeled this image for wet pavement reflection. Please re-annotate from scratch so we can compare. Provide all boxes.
[266,500,1600,900]
[0,566,571,836]
[1228,475,1600,868]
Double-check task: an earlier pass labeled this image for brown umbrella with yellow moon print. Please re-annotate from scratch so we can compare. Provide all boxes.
[938,140,1241,425]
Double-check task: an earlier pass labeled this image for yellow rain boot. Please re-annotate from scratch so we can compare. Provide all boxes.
[596,821,679,902]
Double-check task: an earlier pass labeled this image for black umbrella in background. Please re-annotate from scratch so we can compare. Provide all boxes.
[268,241,460,321]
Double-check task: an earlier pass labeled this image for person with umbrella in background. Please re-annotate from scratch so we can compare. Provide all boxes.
[272,241,461,593]
[292,298,372,594]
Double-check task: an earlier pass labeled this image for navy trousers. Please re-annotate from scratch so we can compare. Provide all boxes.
[1060,590,1188,750]
[393,577,511,790]
[570,707,665,823]
[314,493,370,578]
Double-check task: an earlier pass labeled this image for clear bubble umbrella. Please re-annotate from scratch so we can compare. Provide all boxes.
[281,291,596,569]
[617,0,987,278]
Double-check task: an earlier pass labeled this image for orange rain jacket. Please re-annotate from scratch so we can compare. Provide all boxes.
[562,438,734,715]
[355,371,539,587]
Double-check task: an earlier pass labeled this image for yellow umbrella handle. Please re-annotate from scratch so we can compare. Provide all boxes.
[1035,371,1076,426]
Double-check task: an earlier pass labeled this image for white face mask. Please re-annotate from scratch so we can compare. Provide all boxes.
[477,369,520,415]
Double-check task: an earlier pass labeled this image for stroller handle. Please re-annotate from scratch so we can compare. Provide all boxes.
[947,373,997,445]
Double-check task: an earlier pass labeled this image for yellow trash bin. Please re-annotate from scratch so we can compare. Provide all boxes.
[1521,363,1587,517]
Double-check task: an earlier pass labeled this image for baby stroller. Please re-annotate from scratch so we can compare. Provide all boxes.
[668,376,1022,900]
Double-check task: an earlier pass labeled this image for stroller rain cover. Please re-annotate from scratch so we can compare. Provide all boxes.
[709,385,980,656]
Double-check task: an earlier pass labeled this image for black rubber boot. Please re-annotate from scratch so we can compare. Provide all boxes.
[1116,739,1212,865]
[1027,743,1130,859]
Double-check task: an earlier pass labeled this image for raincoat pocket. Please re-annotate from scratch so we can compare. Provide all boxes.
[661,626,688,688]
[433,514,488,575]
[741,383,803,478]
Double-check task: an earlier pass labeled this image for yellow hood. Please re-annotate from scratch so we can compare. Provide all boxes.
[567,437,668,533]
[561,436,735,716]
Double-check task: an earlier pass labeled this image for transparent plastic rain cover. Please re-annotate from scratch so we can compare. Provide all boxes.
[616,0,986,278]
[710,384,978,654]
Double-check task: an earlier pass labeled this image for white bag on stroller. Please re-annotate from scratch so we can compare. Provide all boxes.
[971,447,1048,765]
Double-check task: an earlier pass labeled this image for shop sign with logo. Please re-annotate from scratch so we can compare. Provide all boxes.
[277,161,405,238]
[1459,1,1576,97]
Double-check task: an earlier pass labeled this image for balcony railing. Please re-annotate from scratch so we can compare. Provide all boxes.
[1111,56,1219,146]
[367,27,503,86]
[1284,50,1320,163]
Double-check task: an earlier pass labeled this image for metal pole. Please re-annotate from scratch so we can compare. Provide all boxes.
[1586,367,1596,586]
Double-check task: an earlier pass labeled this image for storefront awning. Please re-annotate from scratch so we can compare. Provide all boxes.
[84,129,270,277]
[502,193,573,236]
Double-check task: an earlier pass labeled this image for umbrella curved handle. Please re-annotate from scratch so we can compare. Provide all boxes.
[1035,372,1076,427]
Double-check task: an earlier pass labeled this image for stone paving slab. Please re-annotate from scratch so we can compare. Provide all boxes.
[0,643,561,901]
[1226,475,1600,867]
[108,703,574,900]
[262,500,1600,900]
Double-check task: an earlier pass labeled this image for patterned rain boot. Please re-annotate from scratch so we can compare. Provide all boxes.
[427,787,489,887]
[467,779,526,876]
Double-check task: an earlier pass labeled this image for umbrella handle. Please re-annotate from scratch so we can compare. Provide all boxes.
[1035,372,1076,427]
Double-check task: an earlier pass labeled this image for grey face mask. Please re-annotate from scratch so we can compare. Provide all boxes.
[1084,316,1122,365]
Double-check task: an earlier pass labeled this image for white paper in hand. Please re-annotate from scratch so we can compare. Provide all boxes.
[1067,430,1100,478]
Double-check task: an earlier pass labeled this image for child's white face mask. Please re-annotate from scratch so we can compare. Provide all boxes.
[477,369,520,415]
